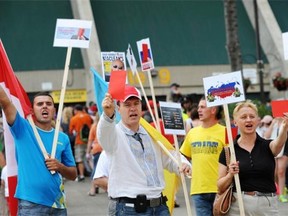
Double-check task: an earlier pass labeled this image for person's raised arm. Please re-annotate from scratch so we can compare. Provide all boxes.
[270,114,288,156]
[263,118,277,139]
[102,93,115,118]
[0,85,17,125]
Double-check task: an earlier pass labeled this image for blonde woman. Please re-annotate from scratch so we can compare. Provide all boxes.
[217,101,288,215]
[61,107,75,154]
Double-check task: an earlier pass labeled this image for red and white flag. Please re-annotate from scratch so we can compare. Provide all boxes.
[0,40,31,216]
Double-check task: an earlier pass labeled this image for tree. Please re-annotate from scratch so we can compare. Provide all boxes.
[223,0,248,91]
[224,0,242,71]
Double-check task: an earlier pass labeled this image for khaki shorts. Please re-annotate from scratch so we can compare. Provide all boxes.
[229,192,278,215]
[74,144,87,163]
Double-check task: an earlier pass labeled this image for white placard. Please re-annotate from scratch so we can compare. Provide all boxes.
[159,101,186,135]
[136,38,154,71]
[213,70,257,84]
[41,82,53,91]
[126,44,137,74]
[53,19,92,48]
[203,71,245,107]
[283,32,288,60]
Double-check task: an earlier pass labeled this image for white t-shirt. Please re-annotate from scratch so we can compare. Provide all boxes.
[93,151,110,179]
[1,166,8,197]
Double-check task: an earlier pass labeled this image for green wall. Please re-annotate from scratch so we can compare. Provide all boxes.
[0,0,287,71]
[91,1,257,66]
[0,0,84,71]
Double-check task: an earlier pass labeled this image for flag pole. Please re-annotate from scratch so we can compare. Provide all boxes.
[223,104,245,215]
[126,43,159,129]
[51,46,72,160]
[173,134,193,216]
[147,69,161,130]
[27,115,49,159]
[156,141,179,166]
[134,70,158,130]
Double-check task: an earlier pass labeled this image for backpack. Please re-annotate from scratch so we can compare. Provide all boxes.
[80,124,90,142]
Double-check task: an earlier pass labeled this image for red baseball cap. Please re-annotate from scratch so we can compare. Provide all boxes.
[121,85,142,102]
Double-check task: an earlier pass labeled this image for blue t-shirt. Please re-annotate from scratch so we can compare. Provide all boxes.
[10,112,75,208]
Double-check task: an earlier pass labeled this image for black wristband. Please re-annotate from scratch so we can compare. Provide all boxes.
[110,113,115,119]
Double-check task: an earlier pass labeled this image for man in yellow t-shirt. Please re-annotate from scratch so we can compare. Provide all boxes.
[180,97,226,216]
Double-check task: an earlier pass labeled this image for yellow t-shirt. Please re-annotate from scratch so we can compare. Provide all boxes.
[182,112,189,122]
[180,123,226,195]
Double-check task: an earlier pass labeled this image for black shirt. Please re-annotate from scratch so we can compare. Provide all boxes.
[219,134,276,193]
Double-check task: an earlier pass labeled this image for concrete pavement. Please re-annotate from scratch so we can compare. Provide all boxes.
[65,177,193,216]
[65,177,288,215]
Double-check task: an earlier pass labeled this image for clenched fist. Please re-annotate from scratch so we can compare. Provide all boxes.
[102,93,115,118]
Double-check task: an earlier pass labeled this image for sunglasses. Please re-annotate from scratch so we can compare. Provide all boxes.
[112,65,123,70]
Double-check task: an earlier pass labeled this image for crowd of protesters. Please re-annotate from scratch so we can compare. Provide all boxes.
[1,79,288,216]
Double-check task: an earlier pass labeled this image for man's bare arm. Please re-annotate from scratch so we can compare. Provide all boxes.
[0,85,17,125]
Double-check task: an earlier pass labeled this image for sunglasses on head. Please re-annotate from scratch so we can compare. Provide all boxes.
[112,65,123,70]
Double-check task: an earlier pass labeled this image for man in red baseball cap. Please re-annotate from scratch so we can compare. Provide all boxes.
[119,85,142,103]
[98,85,191,215]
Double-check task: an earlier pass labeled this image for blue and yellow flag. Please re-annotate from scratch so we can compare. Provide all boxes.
[91,67,178,214]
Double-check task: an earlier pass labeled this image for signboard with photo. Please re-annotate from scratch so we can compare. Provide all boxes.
[101,52,126,82]
[53,19,92,48]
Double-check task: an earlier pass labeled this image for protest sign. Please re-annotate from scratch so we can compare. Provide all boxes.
[271,100,288,117]
[203,71,245,107]
[108,70,126,101]
[159,101,186,136]
[53,19,92,48]
[126,44,137,74]
[203,71,246,216]
[283,32,288,60]
[101,52,126,82]
[136,38,154,71]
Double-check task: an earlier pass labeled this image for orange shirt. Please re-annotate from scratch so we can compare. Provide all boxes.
[88,123,102,154]
[69,111,93,145]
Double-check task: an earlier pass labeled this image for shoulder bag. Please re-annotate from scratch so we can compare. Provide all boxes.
[213,147,235,216]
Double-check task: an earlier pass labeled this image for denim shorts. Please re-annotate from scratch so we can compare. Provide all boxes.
[18,200,67,216]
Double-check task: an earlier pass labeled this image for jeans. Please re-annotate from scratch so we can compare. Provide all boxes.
[108,198,117,216]
[115,202,170,216]
[90,152,101,179]
[18,200,67,216]
[192,193,216,216]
